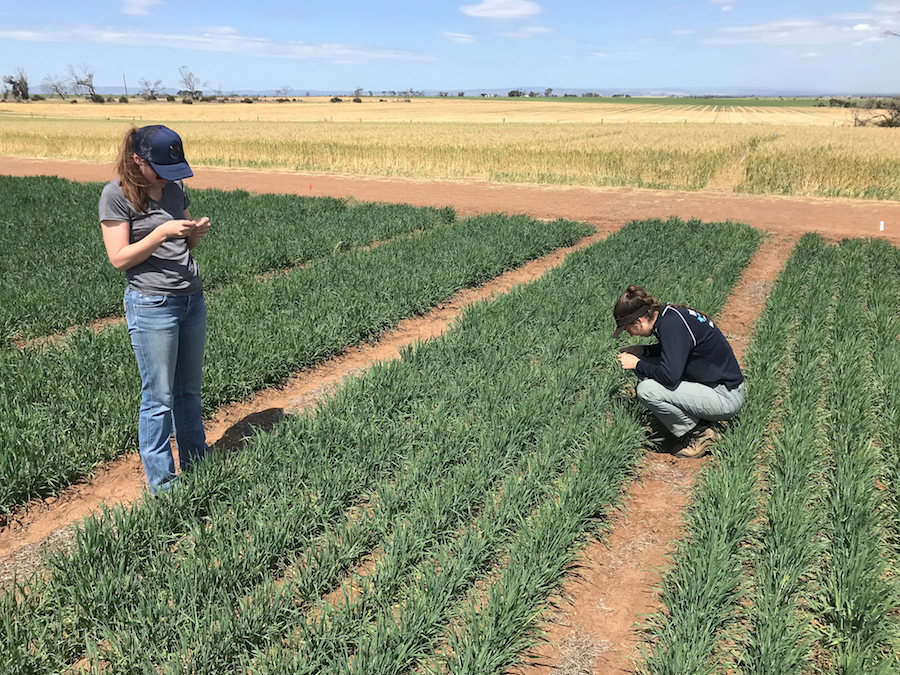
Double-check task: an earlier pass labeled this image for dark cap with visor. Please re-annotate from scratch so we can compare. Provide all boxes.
[612,304,651,338]
[132,125,193,181]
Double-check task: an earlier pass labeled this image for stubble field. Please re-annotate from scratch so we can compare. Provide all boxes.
[2,96,898,199]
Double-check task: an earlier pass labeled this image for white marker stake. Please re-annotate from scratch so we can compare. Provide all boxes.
[881,221,885,231]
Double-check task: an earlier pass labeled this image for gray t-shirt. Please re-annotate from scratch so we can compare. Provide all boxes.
[98,179,203,295]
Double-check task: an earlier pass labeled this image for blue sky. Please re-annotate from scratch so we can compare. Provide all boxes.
[1,0,899,94]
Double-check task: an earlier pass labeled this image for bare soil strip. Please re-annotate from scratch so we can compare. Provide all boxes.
[514,234,798,675]
[0,231,606,584]
[4,157,900,244]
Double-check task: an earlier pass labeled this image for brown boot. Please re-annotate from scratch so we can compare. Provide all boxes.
[674,426,717,459]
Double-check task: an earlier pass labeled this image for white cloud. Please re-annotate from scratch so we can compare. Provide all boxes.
[498,25,552,38]
[460,0,542,19]
[442,31,475,43]
[0,26,435,62]
[802,51,821,57]
[202,26,239,35]
[701,19,883,45]
[122,0,161,16]
[589,51,641,60]
[709,0,735,7]
[671,29,694,36]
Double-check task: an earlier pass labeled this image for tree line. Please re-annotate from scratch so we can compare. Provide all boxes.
[2,64,214,102]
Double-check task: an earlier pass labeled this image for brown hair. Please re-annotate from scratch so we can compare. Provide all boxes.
[613,284,711,323]
[115,127,152,213]
[613,285,661,323]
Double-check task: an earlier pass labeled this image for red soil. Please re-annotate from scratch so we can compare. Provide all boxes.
[0,157,891,672]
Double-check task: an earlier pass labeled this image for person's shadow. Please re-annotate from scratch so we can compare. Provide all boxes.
[212,408,286,453]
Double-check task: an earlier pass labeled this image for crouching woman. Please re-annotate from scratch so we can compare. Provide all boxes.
[612,285,745,458]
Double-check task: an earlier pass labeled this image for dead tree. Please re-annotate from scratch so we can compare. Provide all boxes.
[67,63,97,97]
[3,67,29,100]
[41,74,68,99]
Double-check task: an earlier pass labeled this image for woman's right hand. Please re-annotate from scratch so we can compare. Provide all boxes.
[617,345,645,356]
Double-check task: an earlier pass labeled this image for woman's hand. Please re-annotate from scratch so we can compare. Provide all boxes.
[616,351,640,370]
[162,219,198,239]
[191,217,210,237]
[617,345,645,356]
[187,216,210,249]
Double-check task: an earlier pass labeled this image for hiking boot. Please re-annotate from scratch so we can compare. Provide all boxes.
[674,426,717,459]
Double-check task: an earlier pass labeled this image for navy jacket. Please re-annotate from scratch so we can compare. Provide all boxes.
[634,305,743,389]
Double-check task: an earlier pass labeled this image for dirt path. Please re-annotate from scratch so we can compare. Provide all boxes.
[4,157,900,244]
[0,158,886,670]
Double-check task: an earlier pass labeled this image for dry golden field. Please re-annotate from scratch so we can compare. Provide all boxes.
[1,97,897,198]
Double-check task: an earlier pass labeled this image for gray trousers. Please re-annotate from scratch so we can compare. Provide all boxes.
[635,358,745,438]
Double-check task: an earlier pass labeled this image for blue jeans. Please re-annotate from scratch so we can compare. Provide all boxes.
[124,288,208,495]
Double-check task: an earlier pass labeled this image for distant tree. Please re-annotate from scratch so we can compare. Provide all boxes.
[41,75,68,99]
[3,67,29,100]
[139,78,164,97]
[852,97,900,127]
[458,91,465,97]
[178,66,203,98]
[66,63,97,97]
[508,89,524,97]
[544,88,553,97]
[353,87,363,98]
[275,85,292,97]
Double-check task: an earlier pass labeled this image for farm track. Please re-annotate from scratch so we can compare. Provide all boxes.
[3,158,900,244]
[0,158,890,672]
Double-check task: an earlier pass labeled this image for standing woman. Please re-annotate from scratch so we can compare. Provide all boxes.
[613,285,745,458]
[99,125,211,495]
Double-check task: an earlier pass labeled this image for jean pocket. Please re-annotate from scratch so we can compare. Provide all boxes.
[132,294,168,308]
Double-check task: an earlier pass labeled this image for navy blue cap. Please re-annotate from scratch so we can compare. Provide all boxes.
[132,125,193,181]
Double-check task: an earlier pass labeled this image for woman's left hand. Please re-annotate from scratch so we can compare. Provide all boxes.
[616,352,640,370]
[192,217,210,237]
[186,216,210,250]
